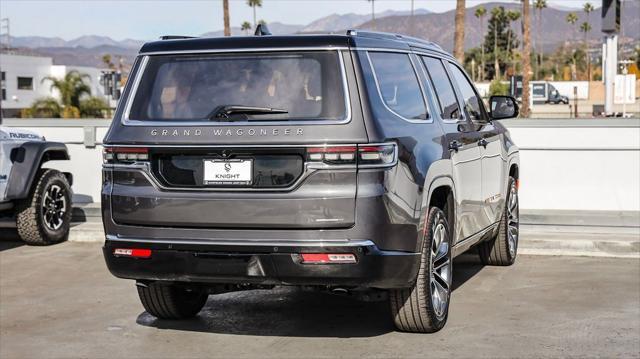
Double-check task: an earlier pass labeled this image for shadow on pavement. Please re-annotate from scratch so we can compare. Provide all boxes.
[451,251,486,292]
[136,253,487,338]
[0,229,24,251]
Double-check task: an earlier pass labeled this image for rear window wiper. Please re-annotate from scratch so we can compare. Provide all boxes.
[207,105,288,121]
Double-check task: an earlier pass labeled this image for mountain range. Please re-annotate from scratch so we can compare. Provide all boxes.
[1,2,638,68]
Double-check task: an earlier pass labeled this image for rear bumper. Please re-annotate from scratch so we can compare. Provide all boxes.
[103,236,420,289]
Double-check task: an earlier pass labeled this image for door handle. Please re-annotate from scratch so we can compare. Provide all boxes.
[449,140,461,152]
[478,138,488,148]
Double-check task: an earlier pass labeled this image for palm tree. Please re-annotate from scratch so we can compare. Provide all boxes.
[566,12,578,43]
[453,0,466,63]
[580,21,592,80]
[506,10,521,75]
[241,21,252,36]
[583,2,594,80]
[491,7,503,79]
[42,71,91,109]
[367,0,376,30]
[246,0,262,28]
[521,0,531,117]
[101,54,115,70]
[583,2,595,23]
[475,6,487,81]
[565,12,579,80]
[223,0,230,36]
[533,0,546,79]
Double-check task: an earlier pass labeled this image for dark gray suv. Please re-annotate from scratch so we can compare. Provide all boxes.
[102,30,520,333]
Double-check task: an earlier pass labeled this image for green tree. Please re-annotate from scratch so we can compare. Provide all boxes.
[580,22,592,80]
[475,6,487,80]
[533,0,547,80]
[583,2,595,80]
[489,79,509,96]
[246,0,262,28]
[483,6,518,80]
[27,97,62,118]
[506,10,521,75]
[583,2,595,23]
[566,12,578,44]
[79,96,109,118]
[565,12,579,80]
[42,70,91,109]
[241,21,252,35]
[101,54,115,70]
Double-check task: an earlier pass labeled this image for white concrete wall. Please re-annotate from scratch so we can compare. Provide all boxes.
[503,120,640,211]
[2,119,639,213]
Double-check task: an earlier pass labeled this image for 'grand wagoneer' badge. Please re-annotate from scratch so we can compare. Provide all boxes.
[150,127,304,137]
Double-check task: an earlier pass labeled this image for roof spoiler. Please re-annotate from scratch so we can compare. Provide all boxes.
[159,35,196,40]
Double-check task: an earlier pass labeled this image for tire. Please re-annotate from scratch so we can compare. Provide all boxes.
[390,206,453,333]
[15,169,72,245]
[137,282,208,319]
[478,177,519,266]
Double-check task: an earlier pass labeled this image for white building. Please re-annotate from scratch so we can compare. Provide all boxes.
[0,53,115,117]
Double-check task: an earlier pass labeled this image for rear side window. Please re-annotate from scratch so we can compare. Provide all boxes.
[128,51,346,121]
[421,56,460,120]
[446,62,486,122]
[368,52,427,120]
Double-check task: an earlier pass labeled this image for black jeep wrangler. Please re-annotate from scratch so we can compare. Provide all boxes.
[102,30,520,333]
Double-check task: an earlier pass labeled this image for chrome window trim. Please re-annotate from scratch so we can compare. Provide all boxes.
[365,51,433,124]
[105,234,375,248]
[121,49,351,127]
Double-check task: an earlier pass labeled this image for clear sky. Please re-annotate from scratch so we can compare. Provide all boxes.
[0,0,602,41]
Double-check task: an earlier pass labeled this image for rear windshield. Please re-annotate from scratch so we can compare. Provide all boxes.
[127,51,347,122]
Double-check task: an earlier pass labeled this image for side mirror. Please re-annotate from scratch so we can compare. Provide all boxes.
[489,96,519,120]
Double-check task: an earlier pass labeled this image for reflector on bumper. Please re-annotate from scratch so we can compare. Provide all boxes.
[299,253,357,264]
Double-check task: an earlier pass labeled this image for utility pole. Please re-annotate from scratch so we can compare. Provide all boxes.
[0,18,10,49]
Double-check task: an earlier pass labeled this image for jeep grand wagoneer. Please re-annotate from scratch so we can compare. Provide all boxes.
[102,29,520,333]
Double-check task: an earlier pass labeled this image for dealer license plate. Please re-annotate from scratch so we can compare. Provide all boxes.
[203,159,253,185]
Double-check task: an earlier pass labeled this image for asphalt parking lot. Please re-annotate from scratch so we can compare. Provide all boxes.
[1,239,639,359]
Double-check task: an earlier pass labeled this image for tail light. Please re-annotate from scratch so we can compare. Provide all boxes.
[103,147,149,164]
[306,143,396,168]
